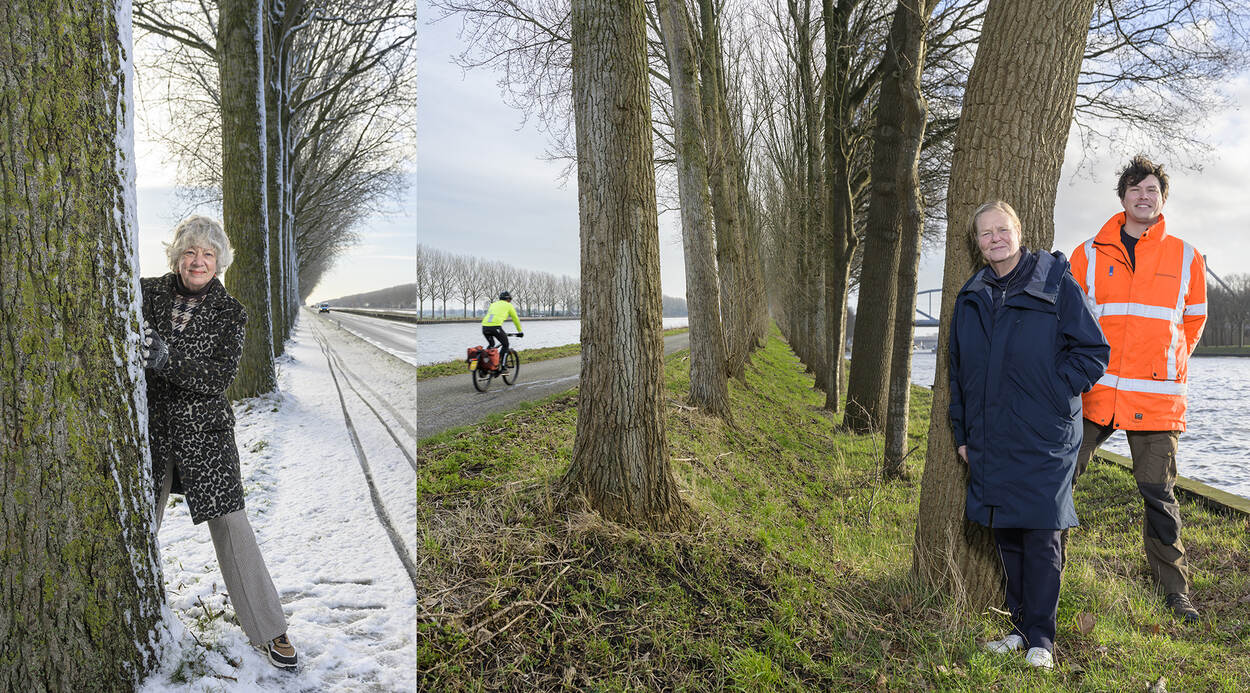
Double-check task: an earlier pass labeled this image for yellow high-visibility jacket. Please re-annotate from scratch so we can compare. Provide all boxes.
[481,299,522,331]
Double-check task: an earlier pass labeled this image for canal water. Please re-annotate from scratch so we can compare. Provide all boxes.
[418,321,1246,500]
[911,352,1250,500]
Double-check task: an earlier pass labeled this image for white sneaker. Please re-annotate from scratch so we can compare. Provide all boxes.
[1024,647,1054,670]
[983,633,1024,653]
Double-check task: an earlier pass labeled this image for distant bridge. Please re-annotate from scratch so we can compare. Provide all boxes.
[915,289,939,327]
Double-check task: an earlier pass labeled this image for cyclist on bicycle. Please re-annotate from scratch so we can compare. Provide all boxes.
[482,290,523,371]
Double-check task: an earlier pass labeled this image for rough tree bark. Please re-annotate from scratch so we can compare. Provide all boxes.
[911,0,1096,608]
[790,0,826,384]
[821,0,859,413]
[0,3,165,688]
[879,0,936,480]
[561,0,690,529]
[657,0,732,418]
[696,0,750,380]
[842,0,917,432]
[220,0,278,399]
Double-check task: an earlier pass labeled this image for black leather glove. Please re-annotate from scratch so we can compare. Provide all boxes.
[142,323,170,370]
[516,332,524,338]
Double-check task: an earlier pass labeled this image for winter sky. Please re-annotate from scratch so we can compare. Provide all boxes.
[419,6,1250,318]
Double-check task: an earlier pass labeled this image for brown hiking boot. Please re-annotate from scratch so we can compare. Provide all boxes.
[258,633,298,671]
[1165,592,1199,623]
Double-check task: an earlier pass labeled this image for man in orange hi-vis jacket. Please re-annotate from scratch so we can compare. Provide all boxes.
[1069,156,1207,623]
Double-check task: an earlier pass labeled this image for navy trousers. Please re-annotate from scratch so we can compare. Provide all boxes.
[994,527,1063,653]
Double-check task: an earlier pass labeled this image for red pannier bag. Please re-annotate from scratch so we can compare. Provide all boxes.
[483,348,500,370]
[467,345,484,368]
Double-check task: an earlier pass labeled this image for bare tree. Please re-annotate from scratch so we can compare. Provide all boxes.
[0,4,164,687]
[1074,0,1250,166]
[657,0,732,418]
[844,0,935,434]
[429,249,455,317]
[879,0,936,480]
[221,0,278,399]
[561,0,689,529]
[416,243,431,316]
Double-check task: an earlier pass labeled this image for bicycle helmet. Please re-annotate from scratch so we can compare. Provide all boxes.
[499,290,512,300]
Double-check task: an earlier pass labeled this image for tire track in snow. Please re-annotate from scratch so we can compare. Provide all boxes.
[323,346,416,472]
[311,322,418,591]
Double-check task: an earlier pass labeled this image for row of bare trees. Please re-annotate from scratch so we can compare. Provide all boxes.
[416,244,580,317]
[1202,272,1250,346]
[437,0,1250,611]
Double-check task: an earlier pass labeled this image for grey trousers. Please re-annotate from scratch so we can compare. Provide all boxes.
[156,460,288,645]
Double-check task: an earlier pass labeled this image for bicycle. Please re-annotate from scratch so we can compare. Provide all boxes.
[469,333,521,392]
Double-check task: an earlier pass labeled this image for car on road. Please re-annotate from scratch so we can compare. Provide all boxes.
[317,303,331,313]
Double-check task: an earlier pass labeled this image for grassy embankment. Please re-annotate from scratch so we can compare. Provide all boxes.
[417,327,690,381]
[418,327,1250,691]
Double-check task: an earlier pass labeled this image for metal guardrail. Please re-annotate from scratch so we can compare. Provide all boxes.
[325,307,417,324]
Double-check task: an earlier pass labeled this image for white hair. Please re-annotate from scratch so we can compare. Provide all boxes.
[164,215,234,275]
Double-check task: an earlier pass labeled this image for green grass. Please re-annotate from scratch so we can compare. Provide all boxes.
[417,327,690,381]
[418,327,1250,691]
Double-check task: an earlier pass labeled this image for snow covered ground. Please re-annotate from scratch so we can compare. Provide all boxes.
[139,315,416,692]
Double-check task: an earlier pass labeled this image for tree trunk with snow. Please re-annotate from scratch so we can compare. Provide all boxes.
[562,0,690,529]
[220,0,277,399]
[912,0,1096,609]
[0,4,164,688]
[265,3,288,354]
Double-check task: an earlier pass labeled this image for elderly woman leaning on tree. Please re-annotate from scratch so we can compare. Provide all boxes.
[139,216,298,672]
[948,201,1109,671]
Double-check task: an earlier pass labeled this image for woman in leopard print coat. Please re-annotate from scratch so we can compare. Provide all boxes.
[142,269,247,524]
[140,216,297,670]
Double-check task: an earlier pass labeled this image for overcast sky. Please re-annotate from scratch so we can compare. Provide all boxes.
[418,7,1250,315]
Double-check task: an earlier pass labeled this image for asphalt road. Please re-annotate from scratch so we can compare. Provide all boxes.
[417,332,691,441]
[323,310,417,365]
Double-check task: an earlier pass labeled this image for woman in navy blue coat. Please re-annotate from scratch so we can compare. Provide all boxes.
[949,201,1109,669]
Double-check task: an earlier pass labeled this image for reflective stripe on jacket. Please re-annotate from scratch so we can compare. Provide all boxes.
[481,299,522,330]
[1069,213,1206,431]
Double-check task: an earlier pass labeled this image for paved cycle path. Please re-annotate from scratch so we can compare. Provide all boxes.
[417,332,690,442]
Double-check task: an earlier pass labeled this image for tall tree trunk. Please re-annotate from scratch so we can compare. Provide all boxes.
[265,1,287,355]
[0,3,165,688]
[696,0,748,380]
[881,0,935,479]
[912,0,1096,608]
[791,0,825,384]
[821,0,858,412]
[562,0,690,529]
[658,0,732,418]
[221,0,277,399]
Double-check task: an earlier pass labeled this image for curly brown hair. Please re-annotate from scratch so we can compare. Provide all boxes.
[1116,155,1169,201]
